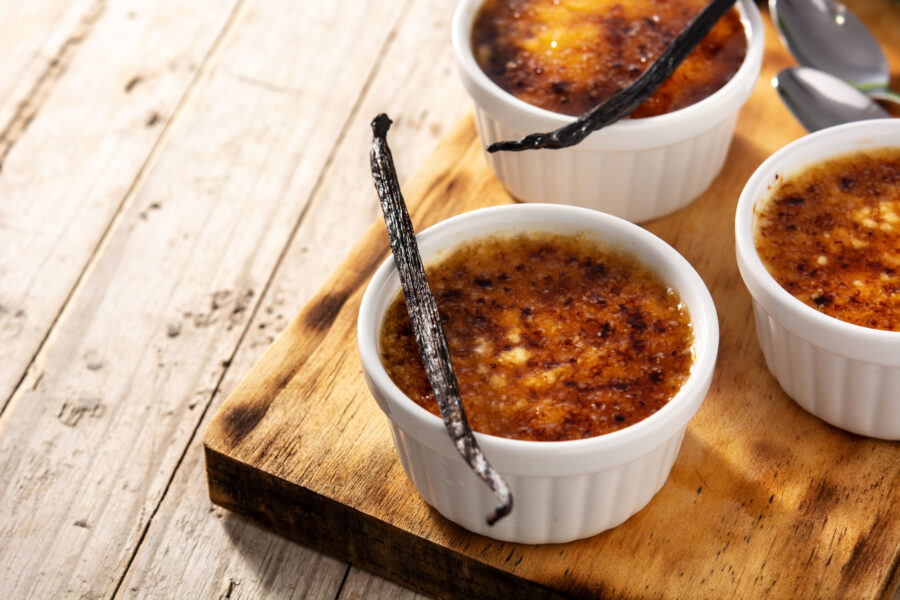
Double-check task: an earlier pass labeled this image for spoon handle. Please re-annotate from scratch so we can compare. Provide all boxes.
[865,87,900,106]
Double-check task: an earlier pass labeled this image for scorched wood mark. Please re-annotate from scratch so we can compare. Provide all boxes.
[840,500,898,590]
[420,170,460,206]
[301,244,389,336]
[219,401,269,447]
[303,291,350,333]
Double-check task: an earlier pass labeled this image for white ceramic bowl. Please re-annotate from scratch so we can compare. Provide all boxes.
[358,204,718,543]
[452,0,764,223]
[735,119,900,440]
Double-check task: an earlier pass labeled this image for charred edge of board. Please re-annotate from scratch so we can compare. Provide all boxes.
[487,0,738,152]
[220,400,269,447]
[369,114,513,525]
[303,290,350,333]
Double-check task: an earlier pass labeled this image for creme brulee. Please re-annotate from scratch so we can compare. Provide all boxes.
[379,233,694,442]
[754,148,900,331]
[471,0,747,117]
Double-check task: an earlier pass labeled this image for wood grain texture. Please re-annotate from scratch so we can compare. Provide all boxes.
[0,0,431,597]
[115,430,348,600]
[205,3,900,598]
[0,0,100,150]
[116,0,470,596]
[0,0,242,413]
[338,568,427,600]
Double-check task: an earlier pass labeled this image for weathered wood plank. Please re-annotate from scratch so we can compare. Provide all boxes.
[201,117,565,600]
[0,0,99,145]
[338,568,426,600]
[0,0,419,597]
[117,0,469,596]
[202,3,900,597]
[114,429,348,600]
[0,0,244,413]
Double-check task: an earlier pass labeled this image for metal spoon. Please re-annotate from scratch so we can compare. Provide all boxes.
[770,0,900,104]
[773,66,890,132]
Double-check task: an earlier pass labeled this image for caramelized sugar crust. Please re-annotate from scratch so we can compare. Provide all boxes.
[380,233,694,442]
[755,149,900,331]
[471,0,747,118]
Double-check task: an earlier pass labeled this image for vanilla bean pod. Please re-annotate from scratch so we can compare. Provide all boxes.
[370,113,512,525]
[488,0,737,152]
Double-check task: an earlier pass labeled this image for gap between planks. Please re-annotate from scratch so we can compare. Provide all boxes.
[109,1,417,596]
[110,0,471,593]
[266,0,417,290]
[334,564,354,600]
[0,0,250,421]
[0,0,109,415]
[0,0,106,171]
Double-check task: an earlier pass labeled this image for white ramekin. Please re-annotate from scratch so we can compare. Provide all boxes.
[452,0,764,223]
[358,204,719,543]
[735,119,900,440]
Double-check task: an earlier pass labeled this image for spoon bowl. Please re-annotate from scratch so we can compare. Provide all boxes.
[774,66,890,132]
[770,0,900,103]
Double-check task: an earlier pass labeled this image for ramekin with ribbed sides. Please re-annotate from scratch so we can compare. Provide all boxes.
[452,0,764,223]
[358,204,719,543]
[736,119,900,440]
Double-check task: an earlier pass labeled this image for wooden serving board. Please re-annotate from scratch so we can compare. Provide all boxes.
[205,4,900,598]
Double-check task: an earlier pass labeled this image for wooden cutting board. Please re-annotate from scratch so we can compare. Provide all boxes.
[204,4,900,598]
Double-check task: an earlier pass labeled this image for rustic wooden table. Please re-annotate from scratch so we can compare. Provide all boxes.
[0,0,461,597]
[1,1,897,599]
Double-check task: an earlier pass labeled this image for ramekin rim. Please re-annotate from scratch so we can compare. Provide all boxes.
[358,203,719,455]
[450,0,764,134]
[735,119,900,348]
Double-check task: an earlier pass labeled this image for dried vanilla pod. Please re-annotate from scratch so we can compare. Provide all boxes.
[369,113,512,525]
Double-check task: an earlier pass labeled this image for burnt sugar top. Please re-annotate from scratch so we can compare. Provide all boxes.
[379,232,694,442]
[471,0,747,118]
[754,148,900,332]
